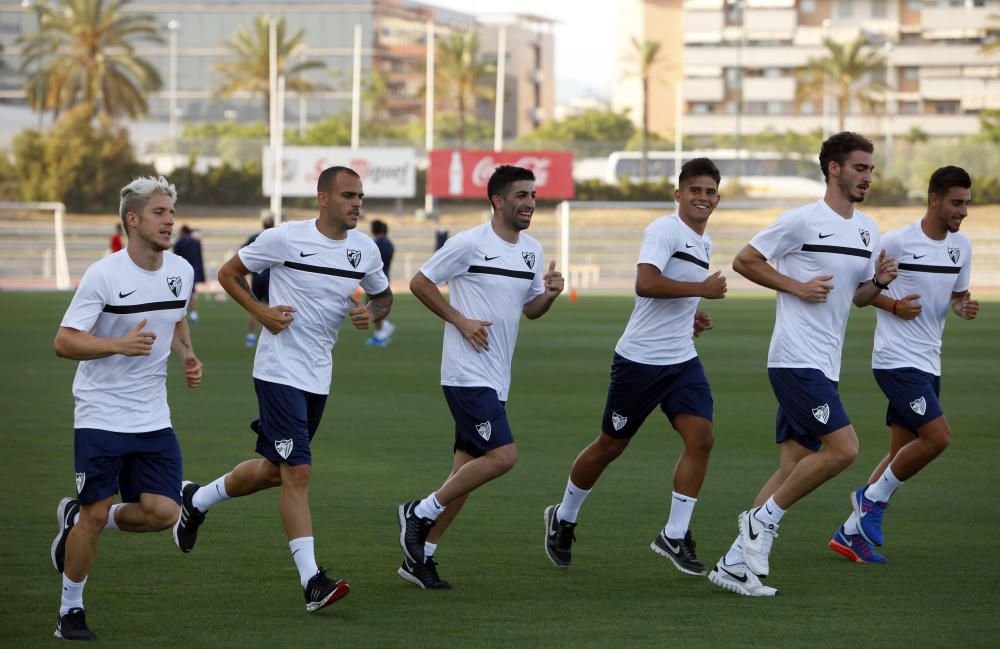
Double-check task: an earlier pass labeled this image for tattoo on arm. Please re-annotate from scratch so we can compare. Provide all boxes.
[178,336,191,350]
[232,274,258,302]
[367,290,393,322]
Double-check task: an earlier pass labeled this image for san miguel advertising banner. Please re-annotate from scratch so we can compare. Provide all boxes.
[263,146,416,198]
[428,149,574,200]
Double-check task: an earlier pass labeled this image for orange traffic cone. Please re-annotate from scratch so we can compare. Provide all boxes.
[569,288,578,303]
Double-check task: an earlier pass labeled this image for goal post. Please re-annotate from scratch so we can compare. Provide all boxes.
[0,201,71,290]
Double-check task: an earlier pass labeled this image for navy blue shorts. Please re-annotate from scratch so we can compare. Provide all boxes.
[252,378,328,466]
[73,427,182,506]
[601,354,713,438]
[442,386,514,458]
[873,368,943,434]
[768,368,852,452]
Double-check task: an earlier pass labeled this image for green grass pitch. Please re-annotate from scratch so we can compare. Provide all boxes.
[0,292,997,648]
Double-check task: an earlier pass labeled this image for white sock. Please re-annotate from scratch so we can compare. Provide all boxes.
[105,504,121,530]
[289,537,319,589]
[843,512,860,536]
[755,497,785,525]
[664,491,697,539]
[557,479,591,523]
[864,465,904,503]
[424,541,438,560]
[724,537,744,566]
[193,474,232,512]
[60,574,87,616]
[414,493,445,521]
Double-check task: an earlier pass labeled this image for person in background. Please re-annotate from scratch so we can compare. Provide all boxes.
[366,219,396,346]
[243,215,275,347]
[173,225,206,323]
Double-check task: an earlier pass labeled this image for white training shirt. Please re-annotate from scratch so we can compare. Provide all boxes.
[420,222,545,401]
[239,218,389,395]
[872,222,971,376]
[60,250,193,433]
[616,214,712,366]
[749,199,879,381]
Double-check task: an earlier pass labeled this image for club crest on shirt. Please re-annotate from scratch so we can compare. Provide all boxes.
[475,421,492,441]
[347,249,361,268]
[858,229,871,247]
[910,396,927,416]
[167,276,182,297]
[948,247,960,264]
[611,411,628,431]
[75,472,86,495]
[812,403,830,424]
[522,251,535,269]
[275,439,294,460]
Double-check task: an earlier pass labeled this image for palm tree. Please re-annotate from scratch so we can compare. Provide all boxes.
[214,17,326,124]
[434,31,495,147]
[17,0,163,121]
[622,37,664,182]
[796,35,887,132]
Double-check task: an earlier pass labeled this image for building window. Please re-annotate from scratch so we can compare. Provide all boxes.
[836,0,853,18]
[903,67,919,81]
[801,0,816,12]
[934,101,959,114]
[800,101,816,115]
[906,0,922,9]
[899,101,920,114]
[872,0,888,18]
[725,67,742,90]
[766,101,783,115]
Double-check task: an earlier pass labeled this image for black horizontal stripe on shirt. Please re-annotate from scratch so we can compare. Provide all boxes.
[283,260,365,279]
[103,300,186,314]
[898,262,961,274]
[671,251,710,269]
[801,244,872,258]
[467,265,535,280]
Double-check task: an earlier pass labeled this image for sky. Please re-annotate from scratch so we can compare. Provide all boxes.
[425,0,617,103]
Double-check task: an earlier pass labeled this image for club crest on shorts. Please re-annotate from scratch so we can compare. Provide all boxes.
[812,403,830,424]
[475,421,492,441]
[346,249,361,268]
[275,439,294,460]
[611,411,628,431]
[948,247,960,264]
[167,276,182,297]
[522,251,535,269]
[858,229,871,247]
[910,396,927,416]
[75,472,86,495]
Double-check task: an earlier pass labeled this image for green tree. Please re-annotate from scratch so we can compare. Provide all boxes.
[435,31,495,147]
[519,109,635,152]
[18,0,163,121]
[214,17,326,125]
[796,36,887,132]
[622,37,665,181]
[979,109,1000,143]
[900,126,929,145]
[0,105,153,210]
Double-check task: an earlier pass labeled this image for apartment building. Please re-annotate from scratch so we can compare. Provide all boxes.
[0,0,554,141]
[615,0,1000,142]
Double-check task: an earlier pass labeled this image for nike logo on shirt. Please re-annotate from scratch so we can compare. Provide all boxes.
[484,255,501,261]
[818,233,835,239]
[118,290,136,298]
[912,254,926,259]
[299,251,318,257]
[685,243,695,249]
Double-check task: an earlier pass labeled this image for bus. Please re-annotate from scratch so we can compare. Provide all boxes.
[604,149,826,198]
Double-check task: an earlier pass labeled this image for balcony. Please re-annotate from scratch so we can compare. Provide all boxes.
[684,77,725,102]
[743,76,796,102]
[921,7,996,39]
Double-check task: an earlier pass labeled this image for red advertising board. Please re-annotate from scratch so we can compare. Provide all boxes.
[428,149,574,199]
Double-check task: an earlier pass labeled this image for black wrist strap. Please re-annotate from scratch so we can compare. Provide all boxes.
[872,274,889,290]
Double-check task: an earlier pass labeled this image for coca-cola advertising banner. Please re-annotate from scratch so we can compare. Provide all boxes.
[428,149,574,200]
